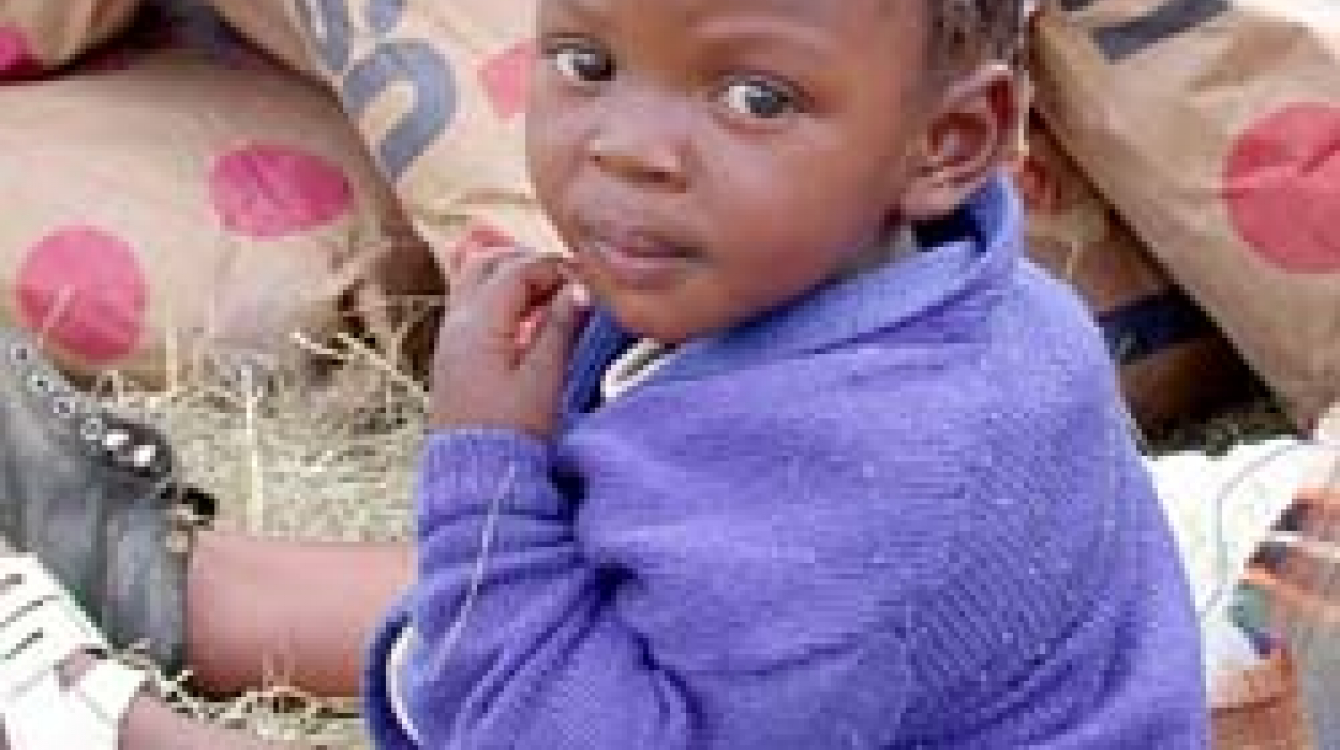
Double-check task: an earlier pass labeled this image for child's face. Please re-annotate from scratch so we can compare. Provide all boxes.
[528,0,939,344]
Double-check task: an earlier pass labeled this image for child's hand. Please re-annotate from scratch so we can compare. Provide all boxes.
[428,248,588,439]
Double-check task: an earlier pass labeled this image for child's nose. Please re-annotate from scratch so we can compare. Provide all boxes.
[585,117,688,191]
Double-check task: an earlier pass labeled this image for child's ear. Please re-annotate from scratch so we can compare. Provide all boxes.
[899,64,1021,222]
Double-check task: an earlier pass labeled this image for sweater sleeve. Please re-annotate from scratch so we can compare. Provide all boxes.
[389,426,918,750]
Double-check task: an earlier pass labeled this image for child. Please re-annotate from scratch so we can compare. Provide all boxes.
[365,0,1209,746]
[0,0,1208,746]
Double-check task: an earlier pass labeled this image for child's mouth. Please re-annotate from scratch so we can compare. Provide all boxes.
[579,229,696,290]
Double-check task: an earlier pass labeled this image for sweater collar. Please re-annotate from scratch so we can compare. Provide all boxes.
[565,173,1022,407]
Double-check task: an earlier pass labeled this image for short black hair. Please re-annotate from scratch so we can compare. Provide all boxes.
[928,0,1030,67]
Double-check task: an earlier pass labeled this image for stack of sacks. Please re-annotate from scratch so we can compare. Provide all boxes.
[1032,0,1340,430]
[1015,117,1253,431]
[5,0,1329,433]
[0,0,140,80]
[0,30,437,383]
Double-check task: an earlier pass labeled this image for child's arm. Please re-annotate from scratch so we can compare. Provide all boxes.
[402,429,702,748]
[396,425,917,750]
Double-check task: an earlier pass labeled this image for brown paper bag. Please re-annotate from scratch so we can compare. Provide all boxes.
[1015,117,1252,430]
[208,0,561,269]
[0,0,140,79]
[1031,0,1340,429]
[0,47,432,383]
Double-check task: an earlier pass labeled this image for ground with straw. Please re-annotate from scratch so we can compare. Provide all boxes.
[104,327,435,748]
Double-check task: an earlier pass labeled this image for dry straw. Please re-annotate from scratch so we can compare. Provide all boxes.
[100,297,439,747]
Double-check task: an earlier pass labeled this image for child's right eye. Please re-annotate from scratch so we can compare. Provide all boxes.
[549,43,617,84]
[719,78,800,120]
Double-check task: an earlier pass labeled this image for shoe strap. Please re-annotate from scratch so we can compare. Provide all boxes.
[4,663,147,750]
[7,672,112,748]
[0,556,147,750]
[74,658,150,726]
[0,555,108,698]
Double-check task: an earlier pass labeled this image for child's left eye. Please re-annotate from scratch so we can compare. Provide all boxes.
[719,79,799,119]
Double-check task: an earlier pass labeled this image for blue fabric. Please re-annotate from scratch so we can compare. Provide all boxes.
[364,175,1209,748]
[1097,290,1214,365]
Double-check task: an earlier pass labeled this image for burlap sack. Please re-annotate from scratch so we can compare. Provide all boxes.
[1015,118,1252,431]
[0,0,140,79]
[207,0,561,268]
[1030,0,1340,429]
[0,47,433,383]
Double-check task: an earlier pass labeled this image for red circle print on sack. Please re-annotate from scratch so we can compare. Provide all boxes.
[480,40,537,120]
[1224,103,1340,274]
[0,26,40,80]
[211,145,353,238]
[16,227,147,363]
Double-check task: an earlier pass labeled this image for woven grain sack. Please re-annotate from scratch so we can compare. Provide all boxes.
[206,0,560,269]
[0,0,140,80]
[1015,118,1252,431]
[0,47,432,383]
[1031,0,1340,429]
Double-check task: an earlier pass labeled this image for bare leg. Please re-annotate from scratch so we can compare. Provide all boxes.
[1,533,410,748]
[185,530,412,698]
[114,531,414,747]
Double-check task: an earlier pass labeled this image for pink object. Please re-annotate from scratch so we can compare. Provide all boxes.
[480,40,536,120]
[16,226,148,363]
[1225,103,1340,274]
[210,144,353,238]
[458,223,514,252]
[0,26,42,81]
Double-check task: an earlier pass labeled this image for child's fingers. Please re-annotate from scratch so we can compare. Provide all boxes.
[521,285,589,387]
[472,255,572,341]
[452,246,531,299]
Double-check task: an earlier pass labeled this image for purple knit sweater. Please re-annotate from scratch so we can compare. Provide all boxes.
[363,177,1209,748]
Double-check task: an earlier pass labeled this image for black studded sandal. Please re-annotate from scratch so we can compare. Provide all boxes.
[0,327,213,670]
